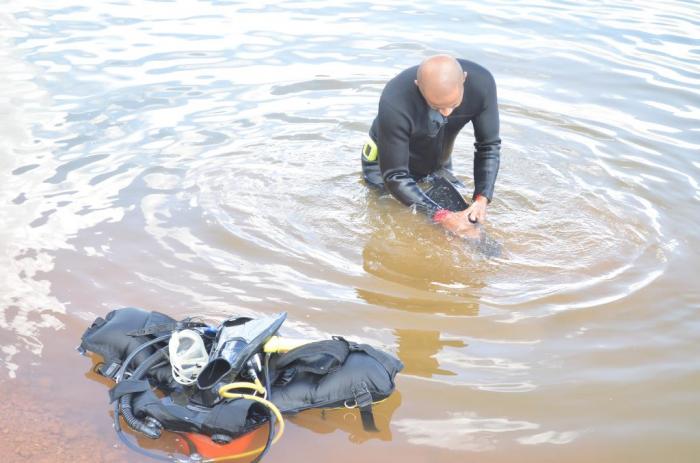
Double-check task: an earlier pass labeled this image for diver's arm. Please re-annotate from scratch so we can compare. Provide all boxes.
[471,72,501,204]
[377,102,442,217]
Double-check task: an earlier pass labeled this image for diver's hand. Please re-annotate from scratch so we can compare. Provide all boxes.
[465,195,488,223]
[434,209,481,239]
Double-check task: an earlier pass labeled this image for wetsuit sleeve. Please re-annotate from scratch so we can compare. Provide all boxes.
[377,101,442,217]
[471,73,501,202]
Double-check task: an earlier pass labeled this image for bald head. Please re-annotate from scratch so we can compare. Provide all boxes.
[415,54,467,116]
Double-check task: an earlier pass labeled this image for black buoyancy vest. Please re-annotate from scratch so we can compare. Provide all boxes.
[268,337,403,431]
[79,307,178,386]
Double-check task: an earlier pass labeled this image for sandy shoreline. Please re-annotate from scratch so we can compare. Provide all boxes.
[0,379,131,463]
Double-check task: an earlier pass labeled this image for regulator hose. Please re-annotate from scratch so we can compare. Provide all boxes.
[115,333,172,382]
[118,348,168,438]
[207,371,285,462]
[249,354,274,463]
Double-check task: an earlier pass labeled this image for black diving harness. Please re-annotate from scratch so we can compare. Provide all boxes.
[109,334,277,463]
[80,308,403,462]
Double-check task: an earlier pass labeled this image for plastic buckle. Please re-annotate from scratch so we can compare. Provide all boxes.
[102,362,121,379]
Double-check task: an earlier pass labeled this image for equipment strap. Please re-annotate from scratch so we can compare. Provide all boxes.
[352,381,378,432]
[109,379,151,403]
[335,336,404,378]
[127,320,205,337]
[99,362,121,380]
[274,339,349,372]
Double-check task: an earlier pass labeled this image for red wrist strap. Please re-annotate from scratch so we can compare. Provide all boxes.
[475,194,486,203]
[433,209,451,223]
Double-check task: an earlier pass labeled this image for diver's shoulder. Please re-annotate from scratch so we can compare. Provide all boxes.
[458,59,496,85]
[458,58,493,75]
[381,65,419,98]
[378,65,420,117]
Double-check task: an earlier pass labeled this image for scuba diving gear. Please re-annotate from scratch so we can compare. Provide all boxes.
[263,336,309,353]
[267,337,402,432]
[79,307,403,462]
[124,380,268,438]
[423,176,474,222]
[110,344,271,445]
[422,175,503,257]
[170,330,209,386]
[424,175,469,212]
[118,347,168,439]
[219,383,285,447]
[178,431,258,460]
[80,307,177,382]
[197,313,287,390]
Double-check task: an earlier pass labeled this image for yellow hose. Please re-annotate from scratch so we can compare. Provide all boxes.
[252,377,266,398]
[197,337,310,461]
[201,383,285,462]
[220,381,266,396]
[263,336,311,353]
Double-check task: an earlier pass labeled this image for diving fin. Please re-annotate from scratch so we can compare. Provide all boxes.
[465,234,502,258]
[424,175,469,212]
[425,174,503,258]
[197,312,287,390]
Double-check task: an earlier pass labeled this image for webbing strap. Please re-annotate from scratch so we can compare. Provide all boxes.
[335,336,404,377]
[275,339,349,370]
[127,320,204,337]
[352,382,378,433]
[99,362,121,379]
[109,379,151,403]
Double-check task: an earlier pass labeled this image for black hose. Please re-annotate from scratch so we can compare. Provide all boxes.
[118,348,168,439]
[120,395,161,438]
[114,404,172,463]
[250,354,275,463]
[113,350,174,461]
[116,333,172,382]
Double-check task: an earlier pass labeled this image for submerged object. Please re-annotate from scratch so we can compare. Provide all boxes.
[424,174,503,258]
[424,174,469,212]
[78,307,403,462]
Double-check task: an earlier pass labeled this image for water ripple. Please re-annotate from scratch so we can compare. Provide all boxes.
[1,1,699,461]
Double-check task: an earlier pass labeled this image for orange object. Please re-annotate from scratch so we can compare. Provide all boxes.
[179,430,258,459]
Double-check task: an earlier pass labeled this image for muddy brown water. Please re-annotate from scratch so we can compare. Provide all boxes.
[1,1,699,462]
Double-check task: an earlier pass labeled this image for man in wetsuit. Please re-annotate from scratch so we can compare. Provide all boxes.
[362,54,500,237]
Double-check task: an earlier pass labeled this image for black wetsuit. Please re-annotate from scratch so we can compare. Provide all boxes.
[362,59,501,217]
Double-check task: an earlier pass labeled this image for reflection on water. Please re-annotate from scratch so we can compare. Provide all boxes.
[394,413,542,452]
[289,391,402,444]
[359,216,484,316]
[395,329,465,377]
[2,0,700,462]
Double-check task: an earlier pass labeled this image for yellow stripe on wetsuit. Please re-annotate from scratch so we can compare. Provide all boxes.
[362,139,378,162]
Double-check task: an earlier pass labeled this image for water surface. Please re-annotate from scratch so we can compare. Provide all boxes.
[1,1,699,462]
